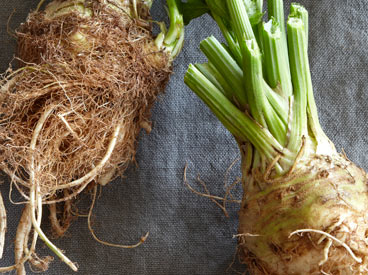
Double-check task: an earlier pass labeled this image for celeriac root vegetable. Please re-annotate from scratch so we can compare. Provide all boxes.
[0,0,183,273]
[183,0,368,274]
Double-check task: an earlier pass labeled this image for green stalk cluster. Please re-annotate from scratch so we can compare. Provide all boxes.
[183,0,333,174]
[182,2,368,273]
[155,0,184,60]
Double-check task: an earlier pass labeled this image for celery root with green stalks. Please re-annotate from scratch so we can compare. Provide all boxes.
[0,0,183,273]
[184,0,368,274]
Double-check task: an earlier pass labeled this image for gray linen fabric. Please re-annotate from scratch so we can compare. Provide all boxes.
[1,0,368,274]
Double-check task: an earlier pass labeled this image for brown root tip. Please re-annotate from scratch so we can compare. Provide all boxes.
[140,232,150,243]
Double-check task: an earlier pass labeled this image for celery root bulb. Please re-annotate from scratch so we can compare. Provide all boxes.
[182,0,368,273]
[238,152,368,274]
[0,0,183,273]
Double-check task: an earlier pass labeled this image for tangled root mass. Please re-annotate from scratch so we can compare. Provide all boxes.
[0,0,171,201]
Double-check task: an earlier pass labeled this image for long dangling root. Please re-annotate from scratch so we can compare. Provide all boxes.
[87,185,149,248]
[27,107,78,271]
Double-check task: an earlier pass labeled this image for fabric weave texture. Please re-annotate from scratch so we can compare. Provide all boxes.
[0,0,368,274]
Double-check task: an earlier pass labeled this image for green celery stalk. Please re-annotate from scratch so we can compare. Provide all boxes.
[286,17,308,153]
[242,38,287,145]
[262,19,293,97]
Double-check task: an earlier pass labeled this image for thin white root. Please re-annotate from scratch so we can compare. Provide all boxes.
[184,176,231,201]
[317,214,347,245]
[55,123,122,190]
[285,136,306,177]
[264,154,281,180]
[44,181,89,204]
[1,162,29,187]
[88,185,149,248]
[319,238,332,266]
[29,108,52,259]
[233,233,261,238]
[0,191,6,259]
[223,178,241,213]
[57,114,86,147]
[9,176,30,203]
[15,205,32,275]
[224,157,240,188]
[29,107,77,271]
[289,229,362,263]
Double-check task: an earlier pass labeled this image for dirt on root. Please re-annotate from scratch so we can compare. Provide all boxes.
[0,0,171,200]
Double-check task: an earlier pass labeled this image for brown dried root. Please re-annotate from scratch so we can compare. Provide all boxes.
[183,163,241,217]
[49,196,73,238]
[87,185,149,248]
[15,205,32,275]
[0,0,170,195]
[226,246,248,275]
[27,255,53,273]
[0,0,171,272]
[0,205,33,274]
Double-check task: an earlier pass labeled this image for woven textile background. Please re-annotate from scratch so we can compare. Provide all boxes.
[1,0,368,274]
